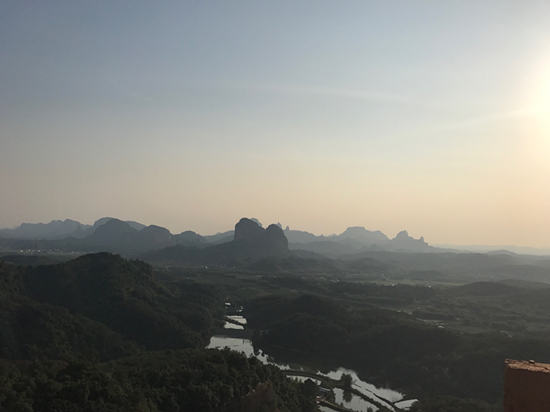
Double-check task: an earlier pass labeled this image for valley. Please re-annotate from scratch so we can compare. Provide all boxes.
[2,218,550,411]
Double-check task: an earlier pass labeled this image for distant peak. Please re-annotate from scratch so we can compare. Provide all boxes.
[395,230,410,239]
[93,217,145,231]
[233,218,288,252]
[236,217,260,227]
[344,226,367,232]
[142,224,170,233]
[99,218,126,226]
[89,219,139,240]
[390,230,430,250]
[266,223,284,234]
[234,218,263,241]
[249,218,263,227]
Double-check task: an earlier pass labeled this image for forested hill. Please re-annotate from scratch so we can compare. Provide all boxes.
[0,254,316,411]
[0,253,221,359]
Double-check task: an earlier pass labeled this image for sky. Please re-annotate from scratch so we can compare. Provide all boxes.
[1,1,550,247]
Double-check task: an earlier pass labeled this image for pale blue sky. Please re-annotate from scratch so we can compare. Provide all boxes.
[1,1,550,246]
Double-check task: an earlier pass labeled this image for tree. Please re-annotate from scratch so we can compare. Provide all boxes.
[341,373,352,390]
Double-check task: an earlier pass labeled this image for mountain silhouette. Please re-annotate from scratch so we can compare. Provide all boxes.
[144,218,289,265]
[0,219,90,240]
[390,230,431,252]
[285,225,432,255]
[337,226,390,246]
[0,217,434,256]
[93,217,146,231]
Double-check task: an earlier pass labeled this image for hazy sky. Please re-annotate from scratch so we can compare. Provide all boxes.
[1,1,550,246]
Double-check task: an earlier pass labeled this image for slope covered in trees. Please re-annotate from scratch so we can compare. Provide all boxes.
[0,255,316,412]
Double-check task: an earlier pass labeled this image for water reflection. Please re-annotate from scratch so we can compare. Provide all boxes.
[206,336,416,411]
[226,315,247,325]
[395,399,418,409]
[320,367,403,405]
[208,311,417,412]
[206,336,291,369]
[333,388,379,412]
[223,321,244,330]
[287,375,322,385]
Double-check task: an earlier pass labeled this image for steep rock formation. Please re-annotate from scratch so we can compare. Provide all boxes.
[234,218,288,256]
[265,224,289,252]
[390,230,431,252]
[234,218,265,241]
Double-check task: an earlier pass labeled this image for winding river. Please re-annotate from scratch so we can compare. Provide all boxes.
[207,305,417,412]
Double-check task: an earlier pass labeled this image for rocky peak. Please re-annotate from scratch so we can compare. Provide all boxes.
[394,230,410,240]
[234,218,265,241]
[265,224,289,250]
[233,218,288,254]
[390,230,430,251]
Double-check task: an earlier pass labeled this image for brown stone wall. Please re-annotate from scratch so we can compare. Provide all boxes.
[504,359,550,412]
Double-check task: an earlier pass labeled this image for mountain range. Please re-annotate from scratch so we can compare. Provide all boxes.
[0,217,432,257]
[285,225,432,254]
[0,217,146,240]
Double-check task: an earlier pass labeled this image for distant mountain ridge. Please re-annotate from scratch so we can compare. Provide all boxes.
[0,219,90,240]
[92,217,146,231]
[0,216,433,256]
[284,225,433,255]
[0,217,146,240]
[436,243,550,257]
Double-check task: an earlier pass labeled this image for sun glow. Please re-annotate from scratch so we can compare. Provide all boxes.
[537,77,550,132]
[529,53,550,137]
[520,50,550,161]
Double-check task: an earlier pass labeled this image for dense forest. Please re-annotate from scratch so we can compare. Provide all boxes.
[0,254,316,411]
[0,349,316,412]
[169,266,550,412]
[3,250,550,411]
[246,293,528,409]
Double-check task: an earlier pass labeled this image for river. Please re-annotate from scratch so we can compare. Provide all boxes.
[207,306,417,412]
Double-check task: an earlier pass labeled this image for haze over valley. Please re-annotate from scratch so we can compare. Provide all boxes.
[2,1,550,411]
[2,214,550,411]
